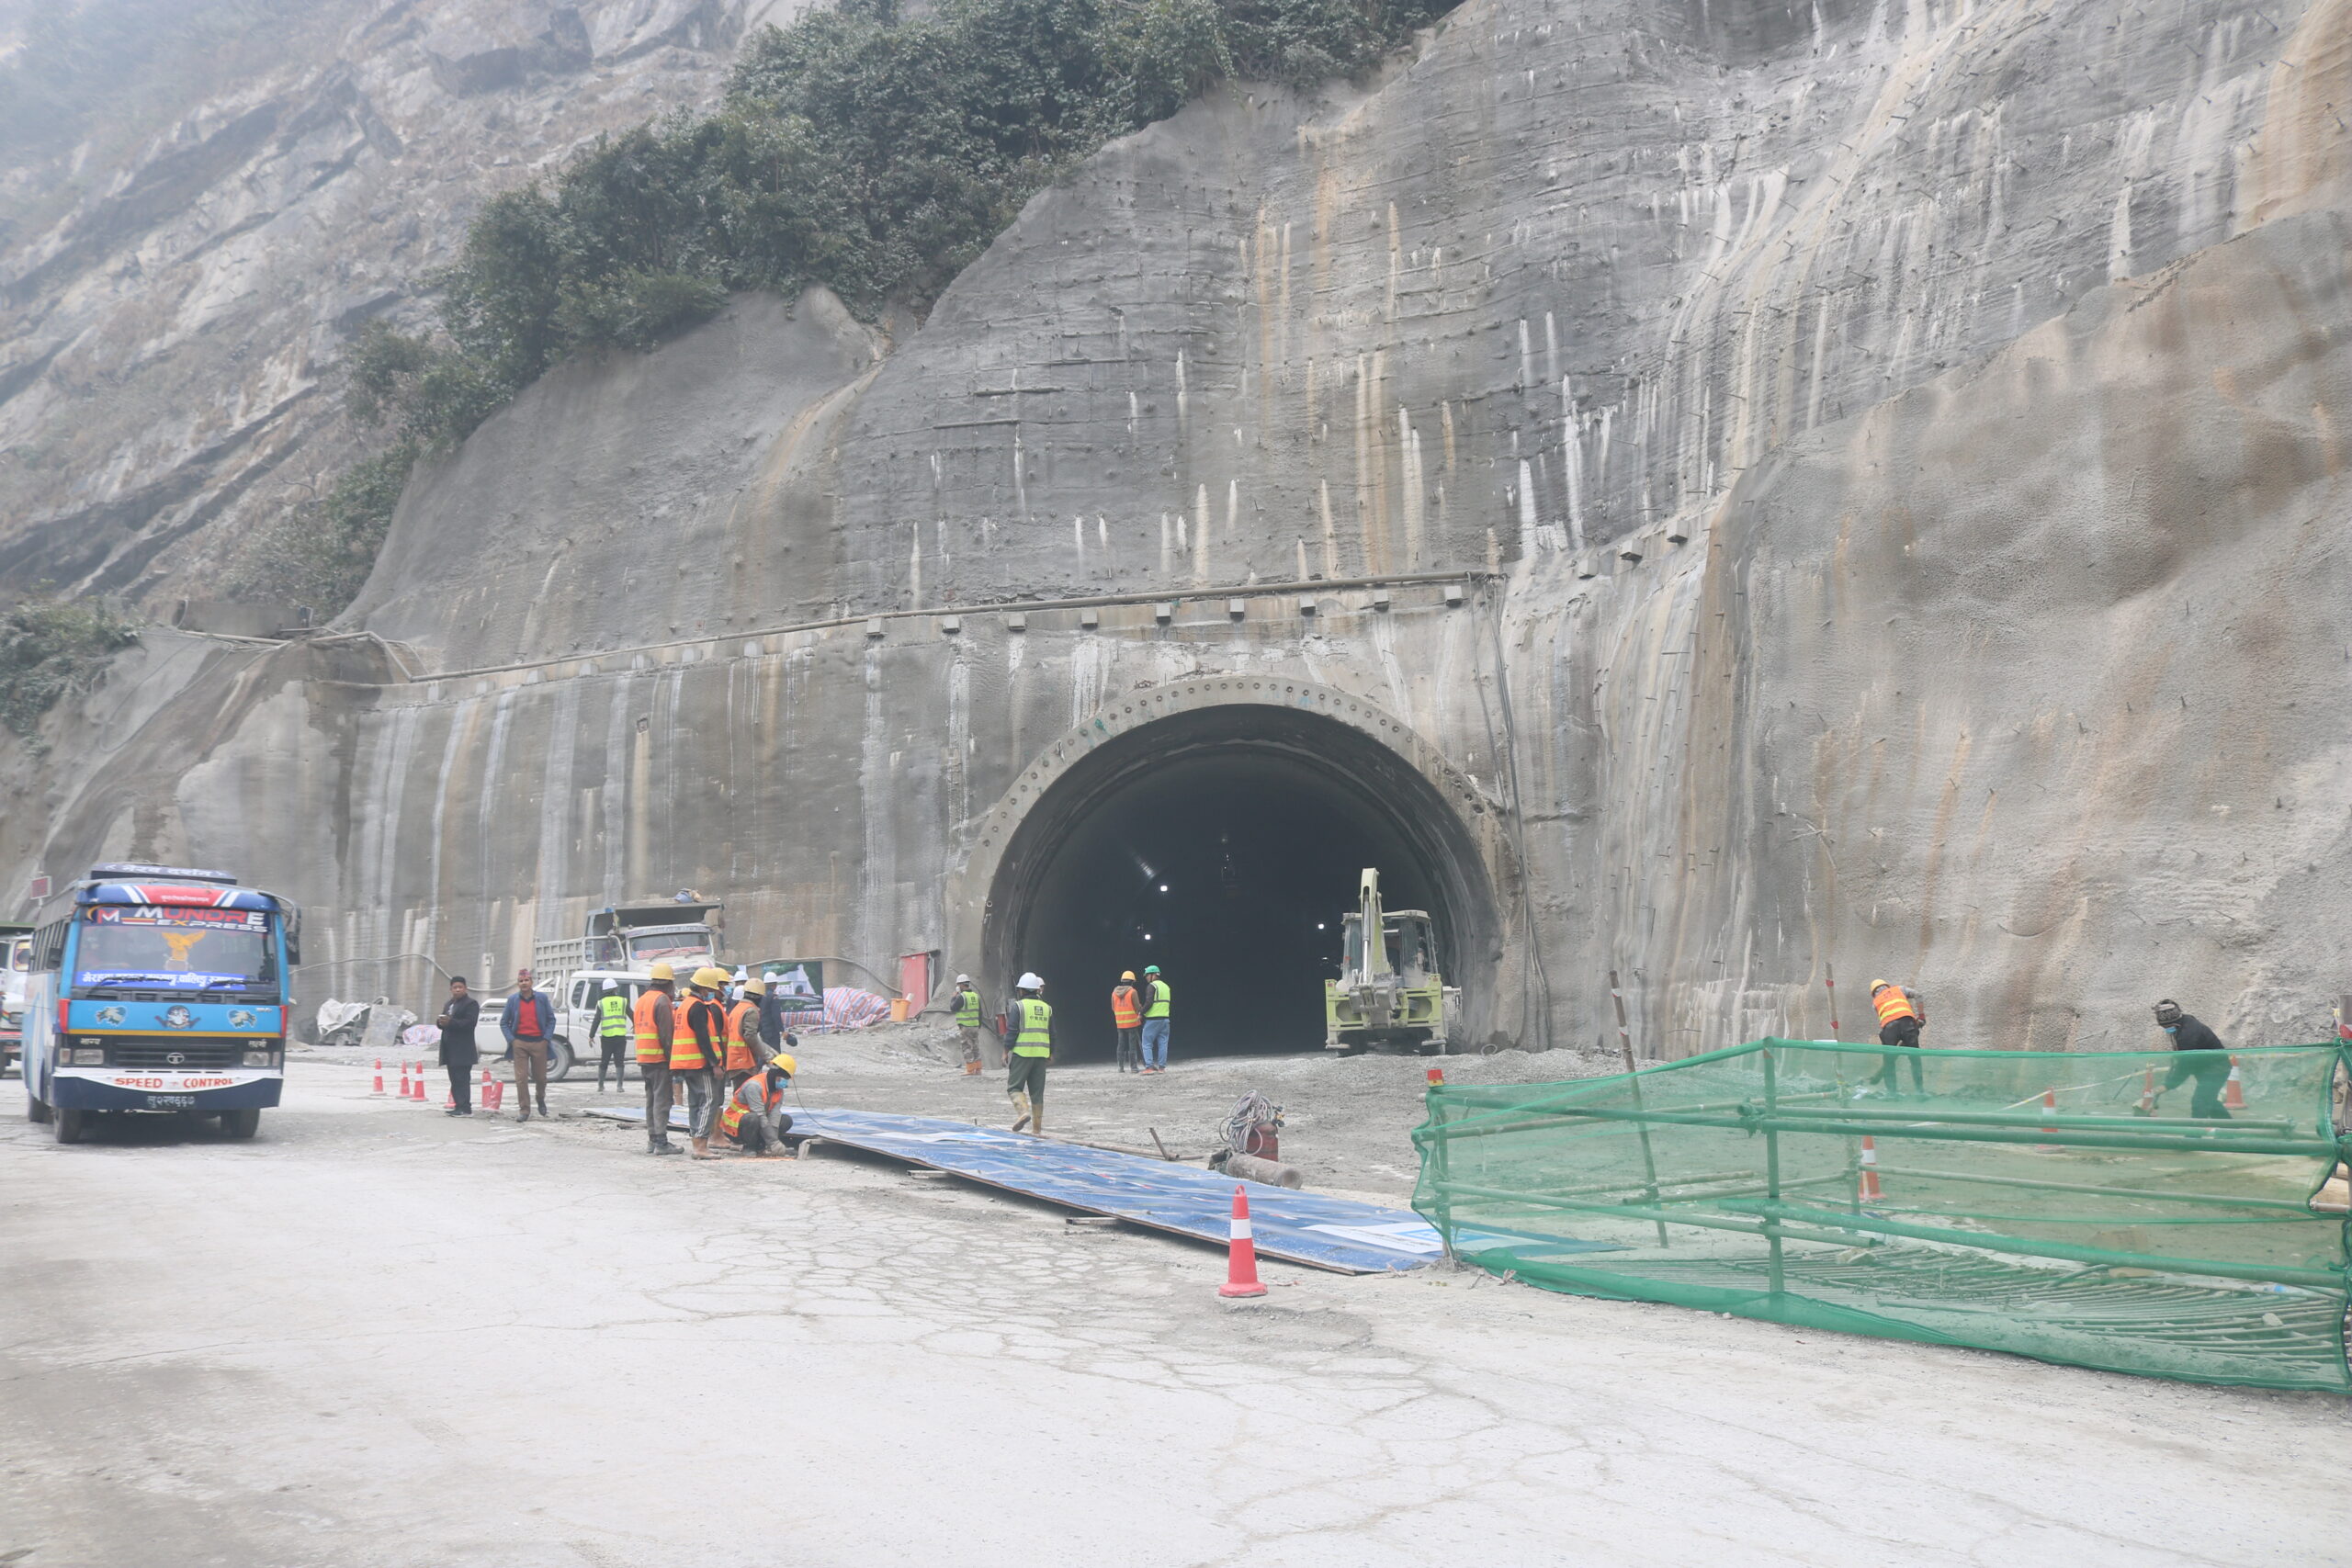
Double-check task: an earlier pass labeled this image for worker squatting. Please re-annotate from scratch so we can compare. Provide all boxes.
[944,965,1174,1135]
[627,963,799,1158]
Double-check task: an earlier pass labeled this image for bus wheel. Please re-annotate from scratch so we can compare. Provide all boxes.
[220,1108,260,1140]
[54,1107,85,1144]
[27,1091,51,1124]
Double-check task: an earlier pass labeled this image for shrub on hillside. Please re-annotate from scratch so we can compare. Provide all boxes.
[0,594,140,746]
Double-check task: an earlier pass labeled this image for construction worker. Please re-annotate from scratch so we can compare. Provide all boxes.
[633,963,681,1155]
[2154,999,2232,1119]
[1138,964,1171,1074]
[721,1052,797,1156]
[1111,971,1143,1073]
[677,966,730,1159]
[758,970,787,1053]
[951,975,984,1075]
[722,977,765,1097]
[1007,972,1052,1134]
[1868,979,1926,1095]
[594,979,631,1090]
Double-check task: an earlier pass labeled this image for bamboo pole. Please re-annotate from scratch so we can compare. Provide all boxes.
[1611,968,1670,1245]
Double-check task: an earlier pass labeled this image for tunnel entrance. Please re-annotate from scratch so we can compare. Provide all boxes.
[982,702,1499,1061]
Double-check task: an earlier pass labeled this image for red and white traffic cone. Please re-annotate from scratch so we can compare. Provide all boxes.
[1219,1185,1268,1299]
[1426,1066,1446,1087]
[413,1065,428,1101]
[397,1060,411,1098]
[372,1059,385,1095]
[2036,1087,2060,1151]
[2223,1056,2247,1111]
[1857,1135,1883,1201]
[2135,1066,2155,1117]
[480,1067,494,1111]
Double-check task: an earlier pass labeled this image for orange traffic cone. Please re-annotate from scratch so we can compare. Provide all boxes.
[1426,1067,1445,1087]
[1219,1184,1268,1299]
[480,1067,494,1111]
[372,1059,385,1095]
[1857,1135,1883,1201]
[2036,1087,2060,1151]
[412,1065,427,1101]
[2223,1056,2247,1111]
[397,1060,411,1098]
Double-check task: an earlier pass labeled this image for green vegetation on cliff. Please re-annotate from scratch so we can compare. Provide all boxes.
[320,0,1444,564]
[0,594,140,749]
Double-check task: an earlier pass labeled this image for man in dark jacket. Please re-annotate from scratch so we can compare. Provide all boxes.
[2155,999,2232,1119]
[435,976,480,1117]
[503,968,556,1123]
[757,969,786,1052]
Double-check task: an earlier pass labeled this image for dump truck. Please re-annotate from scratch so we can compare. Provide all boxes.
[1324,868,1457,1055]
[526,899,728,1081]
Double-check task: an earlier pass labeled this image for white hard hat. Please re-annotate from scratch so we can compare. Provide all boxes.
[733,966,749,983]
[1017,971,1044,989]
[956,974,971,984]
[602,979,618,991]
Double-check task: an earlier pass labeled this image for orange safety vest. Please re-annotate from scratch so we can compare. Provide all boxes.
[724,999,762,1073]
[1111,985,1141,1030]
[670,995,724,1071]
[632,987,672,1065]
[1873,986,1919,1027]
[720,1073,778,1139]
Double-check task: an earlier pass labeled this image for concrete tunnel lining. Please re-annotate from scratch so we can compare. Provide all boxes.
[956,682,1507,1059]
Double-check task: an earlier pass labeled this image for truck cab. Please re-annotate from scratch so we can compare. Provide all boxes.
[1,922,30,1072]
[21,863,298,1143]
[527,899,726,1079]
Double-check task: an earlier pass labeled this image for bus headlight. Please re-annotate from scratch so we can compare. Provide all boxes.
[65,1046,107,1065]
[242,1048,279,1067]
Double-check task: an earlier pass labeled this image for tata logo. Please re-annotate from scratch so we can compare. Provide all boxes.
[165,1052,186,1066]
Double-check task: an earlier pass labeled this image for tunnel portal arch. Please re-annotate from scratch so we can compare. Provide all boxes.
[948,678,1512,1058]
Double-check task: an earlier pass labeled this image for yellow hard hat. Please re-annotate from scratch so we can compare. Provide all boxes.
[1121,971,1136,981]
[649,962,675,982]
[768,1053,797,1076]
[742,976,765,997]
[691,965,730,991]
[1869,979,1891,993]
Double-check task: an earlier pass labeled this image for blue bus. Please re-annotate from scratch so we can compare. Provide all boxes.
[21,863,300,1144]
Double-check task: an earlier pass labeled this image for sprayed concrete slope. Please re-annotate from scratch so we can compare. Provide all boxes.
[6,0,2350,1055]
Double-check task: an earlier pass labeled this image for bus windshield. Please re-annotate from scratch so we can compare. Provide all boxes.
[74,907,278,997]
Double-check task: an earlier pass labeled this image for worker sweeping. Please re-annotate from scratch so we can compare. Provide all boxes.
[676,965,731,1160]
[594,979,631,1090]
[722,976,765,1098]
[2154,999,2232,1119]
[1868,978,1926,1095]
[1111,970,1143,1074]
[633,963,681,1156]
[721,1052,797,1157]
[1138,964,1171,1074]
[1007,972,1052,1134]
[952,974,984,1076]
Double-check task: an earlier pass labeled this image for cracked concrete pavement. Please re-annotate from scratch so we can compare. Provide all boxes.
[1,1055,2341,1567]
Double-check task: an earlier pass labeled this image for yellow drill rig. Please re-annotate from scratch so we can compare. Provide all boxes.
[1324,868,1457,1055]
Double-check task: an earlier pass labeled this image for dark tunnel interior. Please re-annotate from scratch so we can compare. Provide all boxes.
[986,705,1492,1061]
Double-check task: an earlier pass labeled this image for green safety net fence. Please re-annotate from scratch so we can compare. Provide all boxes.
[1411,1041,2351,1391]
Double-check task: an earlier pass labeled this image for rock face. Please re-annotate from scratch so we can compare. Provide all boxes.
[0,0,796,604]
[6,0,2350,1058]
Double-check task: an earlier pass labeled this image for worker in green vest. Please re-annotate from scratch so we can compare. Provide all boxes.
[1007,971,1053,1134]
[952,974,984,1077]
[594,979,632,1090]
[1139,964,1172,1073]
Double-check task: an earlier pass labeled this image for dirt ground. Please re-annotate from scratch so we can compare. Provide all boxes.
[6,1045,2345,1566]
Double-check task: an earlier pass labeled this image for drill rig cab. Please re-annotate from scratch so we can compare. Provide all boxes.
[1324,868,1457,1055]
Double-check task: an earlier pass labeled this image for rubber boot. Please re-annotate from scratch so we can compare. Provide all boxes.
[1030,1102,1045,1137]
[1008,1090,1031,1132]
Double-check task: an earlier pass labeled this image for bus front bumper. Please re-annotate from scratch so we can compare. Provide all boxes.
[49,1068,284,1112]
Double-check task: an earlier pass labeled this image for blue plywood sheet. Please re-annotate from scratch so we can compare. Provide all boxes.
[589,1104,1622,1275]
